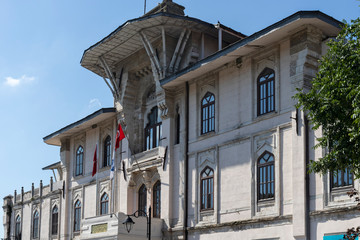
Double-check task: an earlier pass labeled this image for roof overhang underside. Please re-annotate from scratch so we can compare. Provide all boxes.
[80,12,245,77]
[43,108,116,146]
[160,11,342,88]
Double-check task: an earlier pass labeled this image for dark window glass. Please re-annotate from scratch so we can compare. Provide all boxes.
[257,151,275,200]
[175,106,180,145]
[100,193,109,215]
[103,136,111,167]
[331,168,353,189]
[201,92,215,135]
[145,107,162,150]
[257,68,275,116]
[51,206,58,235]
[15,215,21,239]
[75,146,84,176]
[200,167,214,210]
[32,211,39,238]
[153,181,161,218]
[74,200,81,232]
[138,184,147,216]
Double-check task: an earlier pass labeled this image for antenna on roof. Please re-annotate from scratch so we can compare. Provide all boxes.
[144,0,146,14]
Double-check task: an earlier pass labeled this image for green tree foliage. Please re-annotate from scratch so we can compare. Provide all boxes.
[294,18,360,179]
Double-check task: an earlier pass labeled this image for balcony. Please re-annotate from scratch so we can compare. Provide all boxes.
[127,146,167,173]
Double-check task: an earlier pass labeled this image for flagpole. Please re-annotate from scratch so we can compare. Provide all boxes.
[144,0,146,14]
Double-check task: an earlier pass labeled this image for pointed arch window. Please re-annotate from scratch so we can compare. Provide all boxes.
[15,215,21,239]
[75,146,84,176]
[51,206,58,235]
[74,200,81,232]
[145,106,162,150]
[153,181,161,218]
[257,151,275,200]
[103,136,111,167]
[100,193,109,215]
[138,184,147,216]
[257,68,275,116]
[32,210,39,238]
[200,167,214,210]
[201,92,215,135]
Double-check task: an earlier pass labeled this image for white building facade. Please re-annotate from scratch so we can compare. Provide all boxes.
[3,1,360,239]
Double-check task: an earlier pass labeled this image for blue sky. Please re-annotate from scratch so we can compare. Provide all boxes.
[0,0,359,237]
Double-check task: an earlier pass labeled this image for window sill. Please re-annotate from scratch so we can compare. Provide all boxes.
[331,186,354,194]
[254,111,277,122]
[198,131,216,141]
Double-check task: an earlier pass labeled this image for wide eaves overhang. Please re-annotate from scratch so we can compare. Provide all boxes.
[160,11,343,88]
[81,12,245,77]
[43,108,116,146]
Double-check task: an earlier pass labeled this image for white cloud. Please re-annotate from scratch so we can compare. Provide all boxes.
[4,75,36,87]
[88,98,102,109]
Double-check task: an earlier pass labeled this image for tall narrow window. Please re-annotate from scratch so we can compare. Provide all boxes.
[201,92,215,135]
[75,146,84,176]
[145,106,162,150]
[15,215,21,239]
[153,181,161,218]
[175,106,180,145]
[74,200,81,232]
[331,168,353,189]
[257,151,275,200]
[138,184,147,216]
[32,211,39,238]
[257,68,275,116]
[100,193,109,215]
[103,136,111,167]
[51,206,58,235]
[200,167,214,210]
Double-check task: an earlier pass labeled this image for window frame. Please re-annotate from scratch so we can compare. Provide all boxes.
[75,146,84,176]
[32,210,39,239]
[103,136,111,168]
[153,181,161,218]
[100,193,109,215]
[257,68,275,116]
[145,106,162,151]
[330,168,354,190]
[51,206,58,236]
[200,167,214,211]
[15,215,21,239]
[73,200,81,232]
[257,151,275,201]
[201,92,215,135]
[138,184,147,216]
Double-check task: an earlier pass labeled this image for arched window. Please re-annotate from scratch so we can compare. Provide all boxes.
[257,151,275,200]
[257,68,275,116]
[15,215,21,239]
[75,146,84,176]
[153,181,161,218]
[138,184,147,216]
[100,193,109,215]
[32,210,39,238]
[331,168,353,189]
[201,92,215,135]
[145,106,162,150]
[200,167,214,210]
[103,136,111,167]
[51,206,58,235]
[74,200,81,232]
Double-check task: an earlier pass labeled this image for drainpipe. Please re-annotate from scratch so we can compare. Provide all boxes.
[183,82,189,240]
[304,114,310,240]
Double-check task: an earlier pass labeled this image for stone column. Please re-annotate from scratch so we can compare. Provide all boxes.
[2,195,13,240]
[290,25,322,240]
[59,139,71,240]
